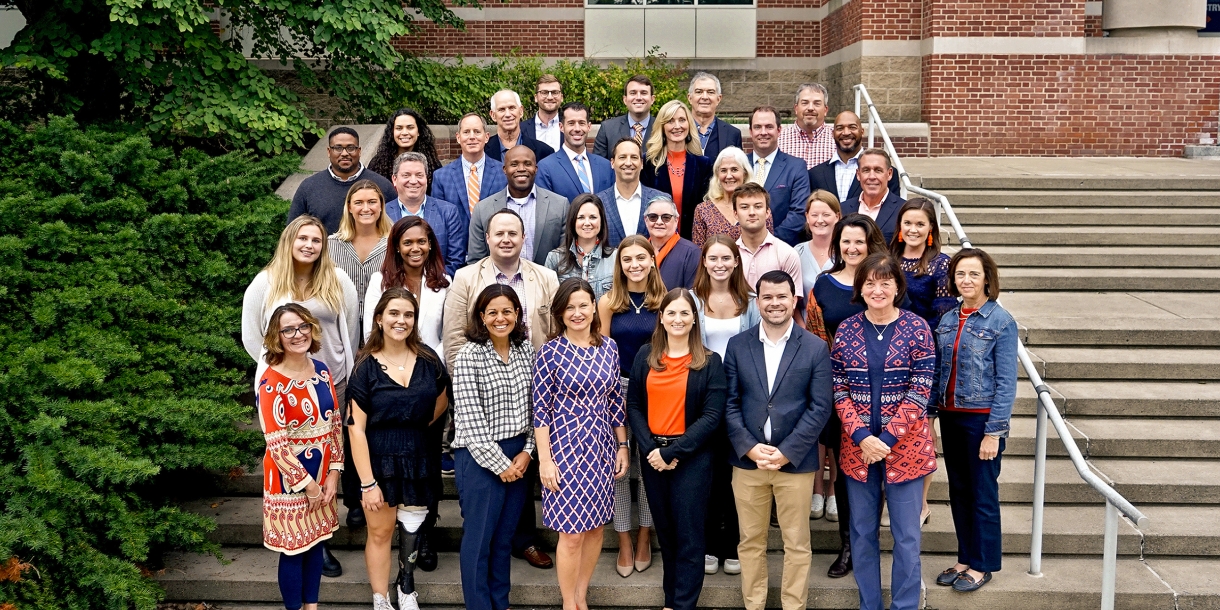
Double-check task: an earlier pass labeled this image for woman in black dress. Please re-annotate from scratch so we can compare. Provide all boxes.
[347,287,450,610]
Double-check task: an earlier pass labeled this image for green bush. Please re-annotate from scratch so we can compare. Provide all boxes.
[0,116,297,609]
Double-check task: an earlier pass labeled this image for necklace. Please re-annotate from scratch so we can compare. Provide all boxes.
[867,316,893,341]
[628,293,645,314]
[380,352,408,371]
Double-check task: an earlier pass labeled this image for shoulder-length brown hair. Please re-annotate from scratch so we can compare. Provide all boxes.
[555,193,615,276]
[606,234,667,314]
[647,288,710,371]
[851,253,907,307]
[827,213,888,276]
[356,287,439,368]
[549,277,603,346]
[382,216,450,292]
[948,248,1000,301]
[465,284,528,346]
[336,179,392,241]
[888,197,942,277]
[263,303,322,366]
[692,235,752,317]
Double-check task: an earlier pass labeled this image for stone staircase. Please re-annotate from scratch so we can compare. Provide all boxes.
[157,158,1220,608]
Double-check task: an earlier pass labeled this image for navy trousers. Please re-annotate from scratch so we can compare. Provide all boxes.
[941,411,1005,572]
[846,463,925,610]
[455,435,529,610]
[639,447,712,610]
[277,544,324,610]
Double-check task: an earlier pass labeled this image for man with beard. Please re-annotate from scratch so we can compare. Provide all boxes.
[809,111,901,204]
[466,146,568,265]
[523,75,564,151]
[289,126,396,234]
[777,84,835,170]
[746,105,811,246]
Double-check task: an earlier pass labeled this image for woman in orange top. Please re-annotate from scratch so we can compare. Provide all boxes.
[643,100,713,240]
[625,288,727,610]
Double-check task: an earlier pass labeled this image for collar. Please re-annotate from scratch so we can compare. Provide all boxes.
[759,319,794,347]
[860,192,887,210]
[736,231,779,254]
[461,154,486,173]
[396,196,426,216]
[616,182,642,202]
[629,115,652,130]
[803,122,829,139]
[754,148,779,166]
[507,186,538,204]
[570,240,605,260]
[492,259,523,279]
[968,299,998,318]
[563,144,589,163]
[536,114,559,129]
[328,163,365,182]
[695,116,716,134]
[831,149,862,167]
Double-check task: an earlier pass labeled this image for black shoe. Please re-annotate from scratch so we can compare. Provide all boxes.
[417,530,437,572]
[827,538,852,578]
[953,571,992,592]
[346,506,366,528]
[936,567,963,586]
[321,544,343,578]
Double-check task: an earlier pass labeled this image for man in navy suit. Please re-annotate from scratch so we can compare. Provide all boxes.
[841,148,905,243]
[688,72,743,164]
[522,74,564,151]
[808,111,901,204]
[723,269,833,610]
[431,113,509,224]
[595,138,666,248]
[485,89,555,163]
[746,106,811,246]
[535,102,614,203]
[385,151,467,276]
[592,75,655,158]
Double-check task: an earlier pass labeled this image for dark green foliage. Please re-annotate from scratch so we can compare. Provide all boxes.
[0,117,296,609]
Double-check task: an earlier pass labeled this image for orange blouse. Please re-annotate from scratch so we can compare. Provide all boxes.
[646,353,691,436]
[667,150,686,214]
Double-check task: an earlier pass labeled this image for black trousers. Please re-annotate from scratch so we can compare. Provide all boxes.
[941,411,1004,572]
[511,455,543,553]
[832,445,851,540]
[703,438,740,560]
[640,447,713,610]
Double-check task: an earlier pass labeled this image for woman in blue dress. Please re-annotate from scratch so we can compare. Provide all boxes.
[888,197,956,327]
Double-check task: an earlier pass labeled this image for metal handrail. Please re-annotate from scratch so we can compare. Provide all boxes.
[853,84,1148,610]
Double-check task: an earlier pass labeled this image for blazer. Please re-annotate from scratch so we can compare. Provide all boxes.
[842,191,906,244]
[808,157,901,204]
[642,152,714,240]
[535,148,615,204]
[466,187,569,266]
[485,132,556,163]
[431,156,509,225]
[441,256,559,368]
[596,183,667,248]
[831,310,937,484]
[699,117,743,166]
[723,323,834,473]
[658,237,701,290]
[385,196,468,277]
[364,270,449,358]
[593,114,654,159]
[626,346,727,463]
[748,150,811,246]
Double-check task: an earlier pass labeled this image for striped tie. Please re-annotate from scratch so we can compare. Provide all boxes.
[467,164,481,213]
[632,122,644,144]
[574,155,593,194]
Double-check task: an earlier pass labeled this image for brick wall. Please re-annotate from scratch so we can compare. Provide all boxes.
[923,0,1085,38]
[1085,14,1103,37]
[822,0,862,55]
[757,20,821,57]
[921,54,1220,156]
[862,0,921,40]
[392,21,583,56]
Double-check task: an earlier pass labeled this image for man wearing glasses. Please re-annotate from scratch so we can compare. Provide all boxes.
[643,195,701,290]
[288,126,395,234]
[523,75,565,152]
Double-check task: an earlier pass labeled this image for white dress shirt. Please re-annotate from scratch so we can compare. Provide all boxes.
[830,151,862,203]
[534,114,562,151]
[759,319,794,443]
[752,148,779,187]
[614,182,644,238]
[563,144,594,192]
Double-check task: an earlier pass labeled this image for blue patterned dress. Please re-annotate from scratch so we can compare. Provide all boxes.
[532,335,625,533]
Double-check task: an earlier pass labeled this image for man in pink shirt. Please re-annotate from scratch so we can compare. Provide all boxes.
[777,83,835,170]
[734,182,804,295]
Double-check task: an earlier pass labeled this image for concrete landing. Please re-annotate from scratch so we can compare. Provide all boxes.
[905,157,1220,191]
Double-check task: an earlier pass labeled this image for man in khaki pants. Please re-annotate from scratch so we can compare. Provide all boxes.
[722,270,834,610]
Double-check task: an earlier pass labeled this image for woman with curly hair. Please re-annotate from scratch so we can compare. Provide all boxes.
[369,108,442,192]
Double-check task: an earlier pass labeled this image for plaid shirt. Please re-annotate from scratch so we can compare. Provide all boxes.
[495,264,530,339]
[778,123,835,169]
[451,341,537,473]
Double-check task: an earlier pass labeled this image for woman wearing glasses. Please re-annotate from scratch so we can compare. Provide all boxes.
[642,196,701,291]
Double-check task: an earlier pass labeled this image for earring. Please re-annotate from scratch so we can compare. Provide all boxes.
[927,234,934,247]
[897,233,904,243]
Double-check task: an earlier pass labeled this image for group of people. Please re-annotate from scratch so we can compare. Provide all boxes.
[248,73,1019,610]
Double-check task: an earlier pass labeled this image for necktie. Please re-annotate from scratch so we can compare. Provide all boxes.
[632,122,644,144]
[574,155,593,194]
[754,157,769,186]
[467,164,481,214]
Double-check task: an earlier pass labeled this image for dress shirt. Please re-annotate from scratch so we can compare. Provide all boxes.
[830,151,861,204]
[614,182,644,238]
[451,340,537,474]
[327,163,366,182]
[858,194,885,222]
[736,231,804,297]
[563,144,594,193]
[534,115,562,151]
[396,197,426,218]
[759,319,795,442]
[506,187,538,262]
[460,154,487,196]
[494,260,529,338]
[752,148,779,186]
[777,123,835,169]
[696,118,715,150]
[629,115,652,139]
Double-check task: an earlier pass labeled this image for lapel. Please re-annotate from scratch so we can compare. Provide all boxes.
[770,332,801,400]
[705,120,720,156]
[765,153,784,191]
[481,158,503,200]
[848,177,863,200]
[749,335,770,397]
[534,190,556,259]
[557,148,583,194]
[876,192,900,232]
[386,199,402,223]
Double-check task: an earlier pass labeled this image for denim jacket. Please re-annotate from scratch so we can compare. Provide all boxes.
[932,300,1018,437]
[544,244,617,300]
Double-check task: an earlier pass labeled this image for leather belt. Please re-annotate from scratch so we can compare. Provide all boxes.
[653,435,682,447]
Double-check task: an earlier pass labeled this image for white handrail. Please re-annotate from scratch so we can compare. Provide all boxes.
[852,83,1147,607]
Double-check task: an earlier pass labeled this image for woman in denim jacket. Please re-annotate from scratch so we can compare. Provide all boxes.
[931,248,1018,593]
[544,193,618,300]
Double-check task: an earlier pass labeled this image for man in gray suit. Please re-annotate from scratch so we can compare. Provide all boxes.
[466,145,569,265]
[592,75,655,158]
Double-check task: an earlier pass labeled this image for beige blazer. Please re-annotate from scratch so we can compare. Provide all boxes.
[442,256,560,368]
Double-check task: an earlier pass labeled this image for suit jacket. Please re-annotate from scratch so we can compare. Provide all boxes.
[596,183,667,248]
[723,323,834,473]
[808,157,901,204]
[699,117,744,165]
[485,132,555,163]
[626,346,726,462]
[593,114,654,159]
[384,196,467,277]
[658,237,701,290]
[535,148,615,204]
[842,191,906,244]
[642,152,714,240]
[465,187,569,266]
[431,156,509,225]
[441,256,559,368]
[748,150,811,246]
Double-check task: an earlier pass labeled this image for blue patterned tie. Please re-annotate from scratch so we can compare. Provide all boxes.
[574,155,593,194]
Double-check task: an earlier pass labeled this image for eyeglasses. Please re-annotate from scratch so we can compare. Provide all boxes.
[537,89,562,97]
[645,213,676,224]
[279,323,313,338]
[329,145,360,154]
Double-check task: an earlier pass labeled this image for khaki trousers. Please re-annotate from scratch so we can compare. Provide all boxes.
[732,466,816,610]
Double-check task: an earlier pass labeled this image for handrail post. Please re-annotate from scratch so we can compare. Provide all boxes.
[855,86,861,119]
[1029,386,1049,577]
[1101,500,1119,610]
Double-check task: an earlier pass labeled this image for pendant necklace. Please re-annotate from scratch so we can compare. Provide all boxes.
[868,317,892,341]
[628,293,645,314]
[381,353,407,371]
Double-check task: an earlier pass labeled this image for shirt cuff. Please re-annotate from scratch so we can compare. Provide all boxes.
[850,428,872,446]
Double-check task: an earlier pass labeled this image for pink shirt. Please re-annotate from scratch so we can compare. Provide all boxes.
[777,123,835,170]
[737,232,804,295]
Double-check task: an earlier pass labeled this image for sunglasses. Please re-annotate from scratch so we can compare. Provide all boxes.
[645,213,676,224]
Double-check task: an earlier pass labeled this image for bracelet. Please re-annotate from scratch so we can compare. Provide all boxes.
[617,442,629,448]
[306,491,321,499]
[360,480,378,490]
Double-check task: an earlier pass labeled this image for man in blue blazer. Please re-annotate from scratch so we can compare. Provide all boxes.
[746,106,811,246]
[595,138,665,248]
[723,269,833,610]
[535,102,615,204]
[841,148,906,243]
[485,89,555,163]
[431,113,510,225]
[592,75,655,158]
[385,151,467,277]
[808,111,901,204]
[688,72,743,164]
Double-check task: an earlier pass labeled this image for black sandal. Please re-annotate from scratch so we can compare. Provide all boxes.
[936,567,963,586]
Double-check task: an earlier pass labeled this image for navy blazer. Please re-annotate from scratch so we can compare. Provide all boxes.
[593,114,654,159]
[842,191,906,244]
[699,117,744,165]
[748,150,811,246]
[385,196,468,277]
[595,184,667,248]
[723,323,834,473]
[485,132,555,163]
[642,152,714,240]
[431,156,509,225]
[535,149,615,204]
[808,157,901,204]
[658,237,701,290]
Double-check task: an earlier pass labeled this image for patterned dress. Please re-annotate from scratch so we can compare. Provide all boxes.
[901,253,957,327]
[532,335,625,533]
[690,199,774,247]
[258,360,344,554]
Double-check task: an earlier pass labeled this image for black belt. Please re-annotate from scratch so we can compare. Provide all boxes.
[653,435,682,447]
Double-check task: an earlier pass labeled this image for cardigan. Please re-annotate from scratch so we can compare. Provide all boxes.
[626,345,727,463]
[831,309,937,484]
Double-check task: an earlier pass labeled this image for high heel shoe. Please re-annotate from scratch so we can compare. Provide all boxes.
[617,543,634,578]
[634,544,652,573]
[920,506,932,530]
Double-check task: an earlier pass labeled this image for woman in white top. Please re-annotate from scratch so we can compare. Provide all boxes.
[365,216,450,358]
[328,179,392,342]
[793,189,843,299]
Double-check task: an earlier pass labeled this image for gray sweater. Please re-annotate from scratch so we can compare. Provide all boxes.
[288,166,395,234]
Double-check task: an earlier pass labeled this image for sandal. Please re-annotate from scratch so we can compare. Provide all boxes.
[953,571,992,592]
[936,567,963,586]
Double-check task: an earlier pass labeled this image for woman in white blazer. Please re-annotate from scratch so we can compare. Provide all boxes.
[364,216,450,359]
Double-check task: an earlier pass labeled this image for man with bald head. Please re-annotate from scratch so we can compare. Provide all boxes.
[466,145,568,265]
[485,89,555,163]
[808,110,900,204]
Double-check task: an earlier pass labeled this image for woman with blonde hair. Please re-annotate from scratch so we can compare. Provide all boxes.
[691,147,772,246]
[330,179,392,343]
[642,100,713,240]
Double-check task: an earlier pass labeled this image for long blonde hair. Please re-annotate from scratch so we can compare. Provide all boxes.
[264,215,347,317]
[605,235,667,313]
[706,146,753,203]
[645,100,703,167]
[335,179,392,242]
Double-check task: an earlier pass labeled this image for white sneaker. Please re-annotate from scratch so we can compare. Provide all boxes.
[398,588,420,610]
[880,504,891,528]
[705,554,719,574]
[723,559,742,575]
[825,495,839,522]
[810,493,825,519]
[373,592,395,610]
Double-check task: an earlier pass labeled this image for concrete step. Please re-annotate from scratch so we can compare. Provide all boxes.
[1026,381,1220,418]
[1091,458,1220,504]
[1002,267,1220,291]
[1018,317,1220,347]
[938,189,1220,208]
[954,207,1220,226]
[157,548,1186,608]
[1004,417,1220,459]
[985,246,1220,268]
[1024,347,1220,381]
[906,156,1220,192]
[956,225,1220,247]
